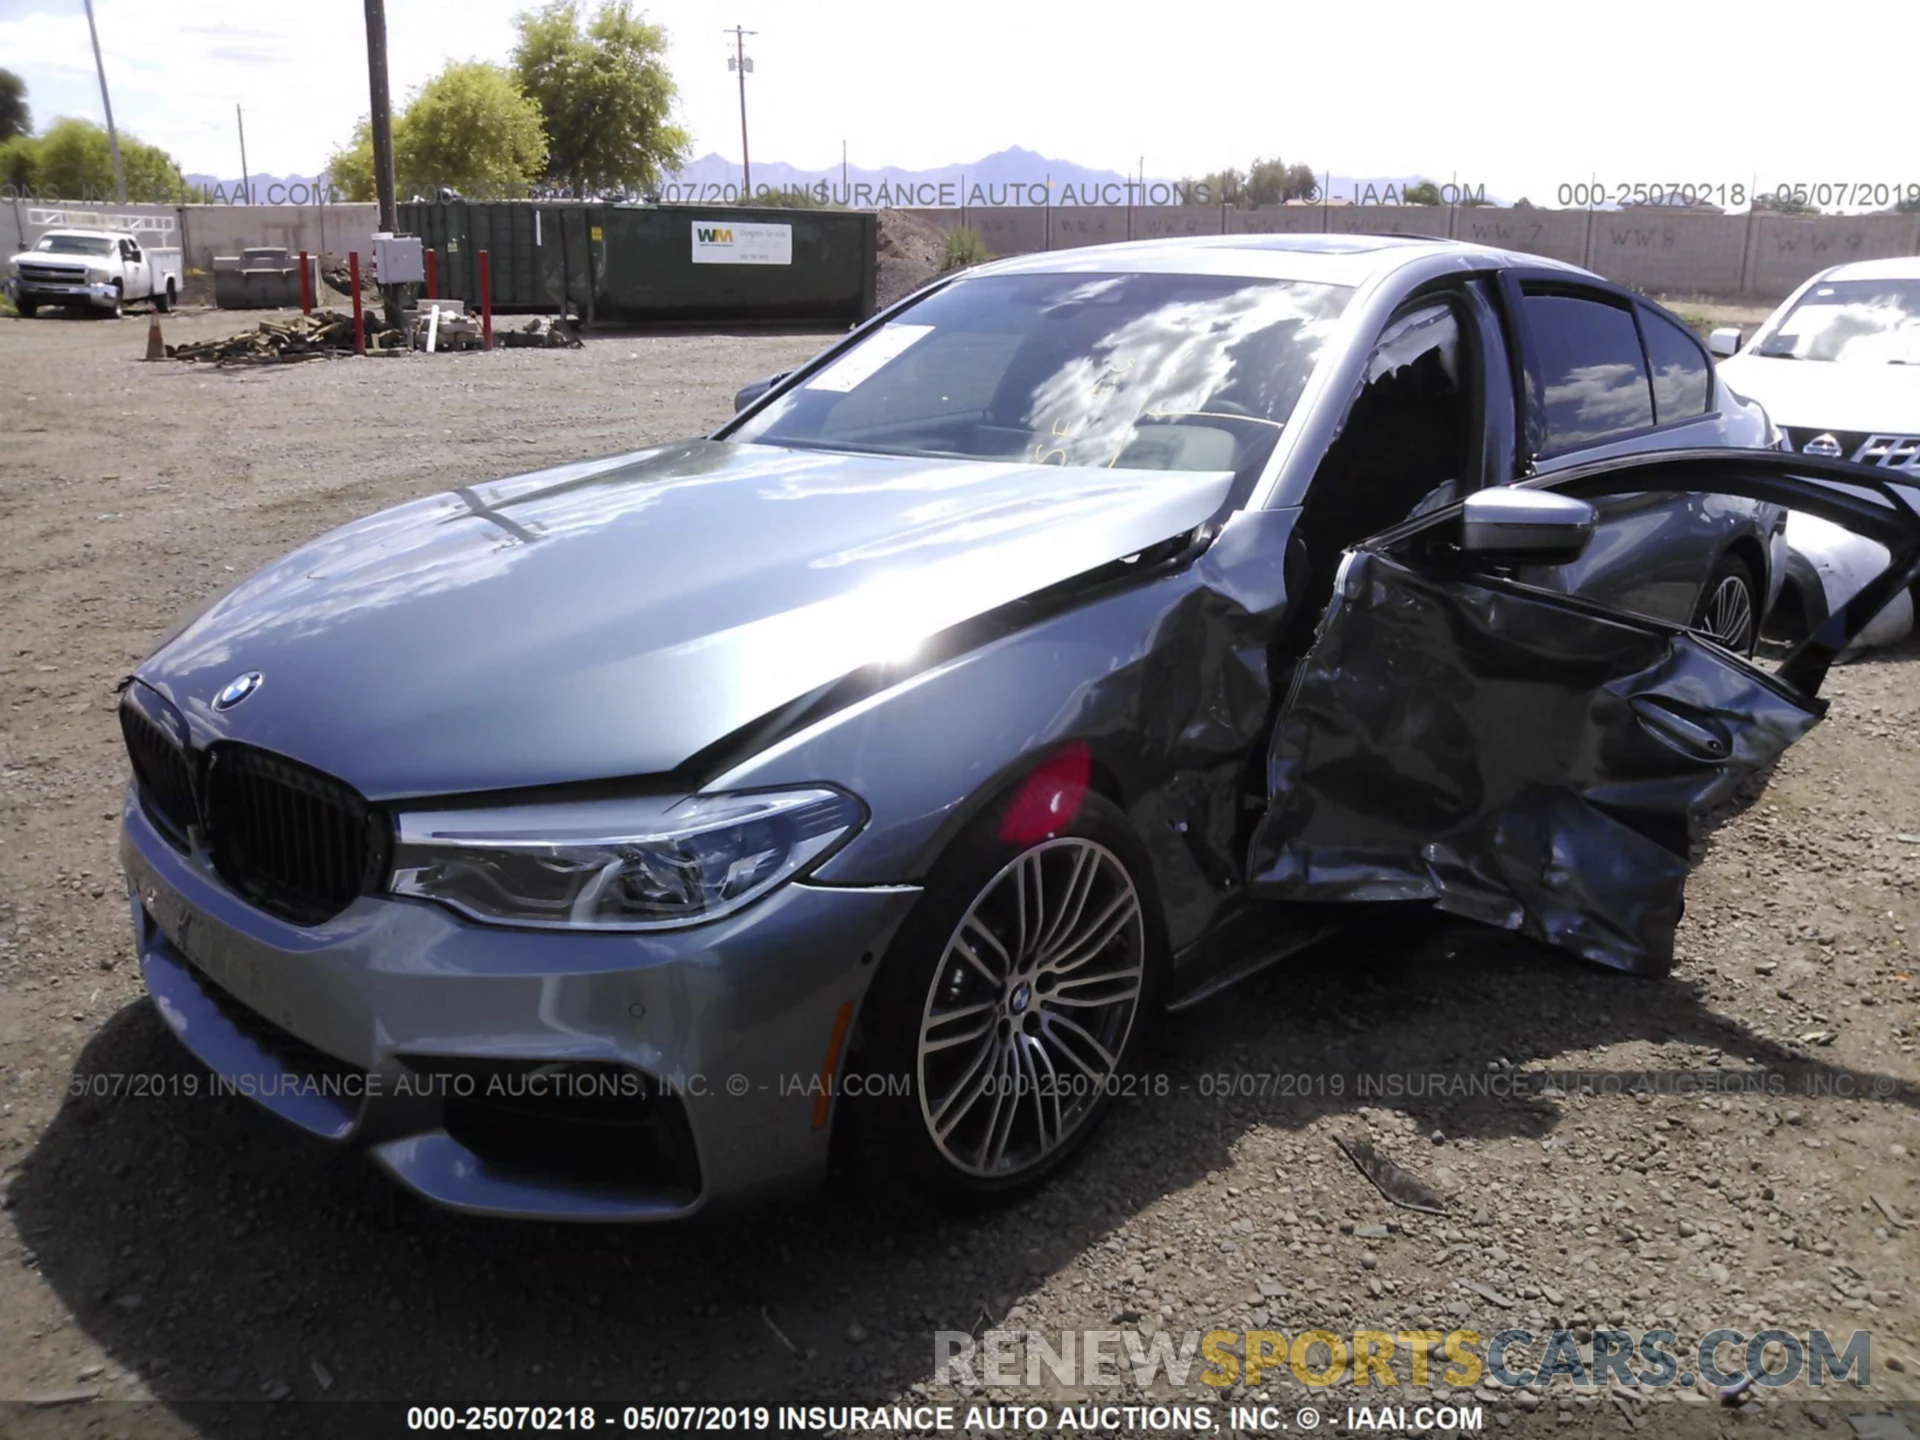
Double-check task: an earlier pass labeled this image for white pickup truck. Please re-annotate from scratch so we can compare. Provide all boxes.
[6,228,184,317]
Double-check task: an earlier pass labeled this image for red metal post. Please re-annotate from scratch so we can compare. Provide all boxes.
[424,247,438,300]
[298,250,313,314]
[478,250,493,350]
[349,251,366,355]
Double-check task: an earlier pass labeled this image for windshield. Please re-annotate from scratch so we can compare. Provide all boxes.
[1752,278,1920,364]
[34,234,117,256]
[730,271,1353,481]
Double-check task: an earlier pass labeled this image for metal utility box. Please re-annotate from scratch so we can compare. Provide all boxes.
[372,233,425,286]
[398,200,877,327]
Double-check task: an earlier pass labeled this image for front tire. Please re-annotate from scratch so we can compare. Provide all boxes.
[845,786,1165,1210]
[16,299,36,318]
[1692,554,1758,656]
[103,283,123,319]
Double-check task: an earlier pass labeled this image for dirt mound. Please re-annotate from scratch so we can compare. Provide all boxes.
[876,209,946,309]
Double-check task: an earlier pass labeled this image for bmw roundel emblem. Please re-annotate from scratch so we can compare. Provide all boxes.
[213,670,264,711]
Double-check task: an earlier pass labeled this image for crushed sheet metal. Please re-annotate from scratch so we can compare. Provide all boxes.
[1250,551,1822,975]
[1333,1133,1449,1215]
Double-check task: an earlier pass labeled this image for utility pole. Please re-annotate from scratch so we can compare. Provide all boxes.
[81,0,126,203]
[362,0,402,326]
[725,26,756,200]
[236,104,251,205]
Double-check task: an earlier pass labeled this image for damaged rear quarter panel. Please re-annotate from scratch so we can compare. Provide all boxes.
[713,506,1306,955]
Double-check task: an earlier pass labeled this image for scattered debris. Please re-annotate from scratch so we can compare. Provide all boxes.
[1334,1134,1449,1215]
[318,252,379,302]
[759,1306,797,1356]
[311,1359,334,1391]
[498,315,581,349]
[1463,1279,1516,1309]
[166,310,405,364]
[23,1388,99,1409]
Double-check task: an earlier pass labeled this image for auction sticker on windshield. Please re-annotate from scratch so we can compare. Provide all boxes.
[806,324,935,392]
[690,221,793,265]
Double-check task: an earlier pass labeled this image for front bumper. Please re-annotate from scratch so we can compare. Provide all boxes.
[119,793,918,1220]
[15,279,120,306]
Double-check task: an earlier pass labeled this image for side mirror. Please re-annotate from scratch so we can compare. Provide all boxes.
[733,371,790,413]
[1460,487,1596,564]
[1707,327,1742,358]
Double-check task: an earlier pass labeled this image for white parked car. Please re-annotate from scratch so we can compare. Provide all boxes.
[5,228,183,318]
[1714,256,1920,650]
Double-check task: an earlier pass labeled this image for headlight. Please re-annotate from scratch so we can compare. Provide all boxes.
[390,788,864,931]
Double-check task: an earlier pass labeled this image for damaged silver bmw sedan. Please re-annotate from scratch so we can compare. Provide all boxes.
[117,234,1920,1218]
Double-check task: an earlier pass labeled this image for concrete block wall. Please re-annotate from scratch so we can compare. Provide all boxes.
[1454,208,1589,266]
[3,199,380,272]
[892,202,1920,298]
[10,196,1920,300]
[1744,213,1920,297]
[1224,207,1325,235]
[176,204,379,272]
[1130,206,1225,241]
[1583,211,1750,296]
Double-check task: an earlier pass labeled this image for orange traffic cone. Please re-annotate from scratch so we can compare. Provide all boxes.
[144,311,165,361]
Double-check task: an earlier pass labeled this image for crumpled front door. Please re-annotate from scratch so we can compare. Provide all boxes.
[1246,451,1920,975]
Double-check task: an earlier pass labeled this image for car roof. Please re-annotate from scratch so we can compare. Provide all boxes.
[971,232,1597,287]
[1818,255,1920,283]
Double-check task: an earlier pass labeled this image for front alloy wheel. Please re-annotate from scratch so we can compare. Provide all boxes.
[843,785,1163,1208]
[916,838,1145,1179]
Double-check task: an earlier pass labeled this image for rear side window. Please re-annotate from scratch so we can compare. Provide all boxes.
[1523,292,1654,449]
[1641,309,1711,421]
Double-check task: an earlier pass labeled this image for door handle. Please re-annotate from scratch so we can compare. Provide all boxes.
[1629,694,1732,763]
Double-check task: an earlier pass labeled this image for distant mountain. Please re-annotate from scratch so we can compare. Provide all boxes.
[170,153,1505,210]
[661,148,1505,207]
[662,146,1152,205]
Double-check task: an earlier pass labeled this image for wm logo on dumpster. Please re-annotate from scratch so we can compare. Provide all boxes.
[696,227,735,244]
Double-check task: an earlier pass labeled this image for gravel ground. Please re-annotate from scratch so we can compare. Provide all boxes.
[0,307,1916,1440]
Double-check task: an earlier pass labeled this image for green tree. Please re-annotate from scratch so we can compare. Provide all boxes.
[1403,180,1443,206]
[325,119,376,201]
[513,1,689,196]
[1754,191,1820,216]
[0,135,33,190]
[1244,157,1316,205]
[0,69,28,143]
[327,62,548,200]
[1195,167,1244,205]
[8,117,187,200]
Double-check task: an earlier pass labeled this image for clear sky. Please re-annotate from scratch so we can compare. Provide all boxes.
[0,0,1901,207]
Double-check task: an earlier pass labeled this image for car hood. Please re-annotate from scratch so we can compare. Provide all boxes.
[1717,353,1920,432]
[137,440,1233,799]
[10,250,94,266]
